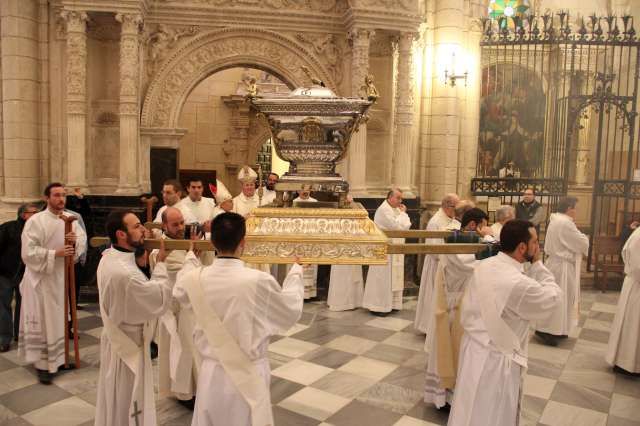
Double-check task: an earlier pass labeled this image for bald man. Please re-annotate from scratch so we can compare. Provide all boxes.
[414,193,460,333]
[149,207,200,408]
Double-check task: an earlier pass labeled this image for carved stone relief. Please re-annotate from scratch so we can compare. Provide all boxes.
[154,0,348,13]
[295,33,345,84]
[144,24,200,79]
[141,28,335,129]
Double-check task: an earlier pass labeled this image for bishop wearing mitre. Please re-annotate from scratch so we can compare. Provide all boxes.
[233,166,267,217]
[212,179,234,219]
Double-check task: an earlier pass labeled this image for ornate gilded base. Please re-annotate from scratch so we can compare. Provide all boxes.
[243,203,388,265]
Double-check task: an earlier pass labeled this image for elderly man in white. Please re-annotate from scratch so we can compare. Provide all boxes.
[490,205,515,241]
[362,188,412,315]
[414,193,460,332]
[534,196,589,347]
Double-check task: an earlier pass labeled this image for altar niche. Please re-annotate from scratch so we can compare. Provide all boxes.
[145,67,290,199]
[473,14,640,255]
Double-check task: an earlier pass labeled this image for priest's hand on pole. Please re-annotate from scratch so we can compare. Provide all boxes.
[56,245,75,258]
[156,238,171,263]
[189,234,202,258]
[65,231,77,244]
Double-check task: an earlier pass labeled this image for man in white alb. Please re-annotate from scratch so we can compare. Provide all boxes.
[489,205,515,241]
[606,223,640,375]
[261,172,278,205]
[95,210,172,426]
[18,182,87,384]
[174,212,305,426]
[448,220,562,426]
[415,193,460,333]
[178,178,216,229]
[424,208,490,410]
[327,193,364,311]
[363,189,412,315]
[154,179,197,225]
[535,196,589,347]
[149,207,200,408]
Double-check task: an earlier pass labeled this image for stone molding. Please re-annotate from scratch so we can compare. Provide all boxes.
[140,27,336,129]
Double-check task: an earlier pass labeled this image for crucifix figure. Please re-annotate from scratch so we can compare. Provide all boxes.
[131,400,142,426]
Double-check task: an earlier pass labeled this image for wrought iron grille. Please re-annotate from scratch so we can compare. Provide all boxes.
[475,13,640,255]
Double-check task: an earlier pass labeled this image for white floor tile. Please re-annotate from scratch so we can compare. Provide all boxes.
[278,387,350,421]
[23,396,95,426]
[325,335,378,355]
[539,401,607,426]
[338,356,398,381]
[269,337,319,358]
[271,359,334,385]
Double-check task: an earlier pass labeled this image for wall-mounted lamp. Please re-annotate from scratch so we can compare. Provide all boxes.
[443,52,468,87]
[444,69,468,87]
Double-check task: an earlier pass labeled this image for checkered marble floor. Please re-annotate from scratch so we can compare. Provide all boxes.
[0,289,639,426]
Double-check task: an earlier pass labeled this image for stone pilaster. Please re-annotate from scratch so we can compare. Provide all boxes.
[393,32,417,197]
[115,13,143,194]
[457,23,482,197]
[424,0,465,202]
[1,0,43,203]
[61,10,89,191]
[347,28,373,196]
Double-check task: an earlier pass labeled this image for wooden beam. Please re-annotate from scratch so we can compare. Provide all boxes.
[384,230,478,239]
[386,243,486,255]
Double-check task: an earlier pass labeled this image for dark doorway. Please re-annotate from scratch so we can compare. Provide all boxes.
[150,148,178,197]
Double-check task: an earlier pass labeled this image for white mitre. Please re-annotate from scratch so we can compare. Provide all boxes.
[213,179,233,204]
[238,165,258,183]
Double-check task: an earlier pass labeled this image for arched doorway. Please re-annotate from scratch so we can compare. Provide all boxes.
[141,28,336,195]
[162,67,290,195]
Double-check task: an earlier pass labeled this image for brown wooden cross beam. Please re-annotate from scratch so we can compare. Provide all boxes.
[59,214,80,369]
[140,196,158,223]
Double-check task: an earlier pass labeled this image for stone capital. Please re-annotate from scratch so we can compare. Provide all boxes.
[115,13,143,35]
[397,31,418,53]
[348,28,375,47]
[60,10,88,33]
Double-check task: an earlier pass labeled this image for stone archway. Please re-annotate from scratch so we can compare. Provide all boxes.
[141,27,337,130]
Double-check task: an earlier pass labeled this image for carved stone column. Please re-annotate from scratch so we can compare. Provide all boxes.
[347,28,373,196]
[393,32,417,197]
[116,13,143,194]
[62,10,89,191]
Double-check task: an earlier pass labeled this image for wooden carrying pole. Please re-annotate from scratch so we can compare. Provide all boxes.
[60,215,80,368]
[90,237,487,259]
